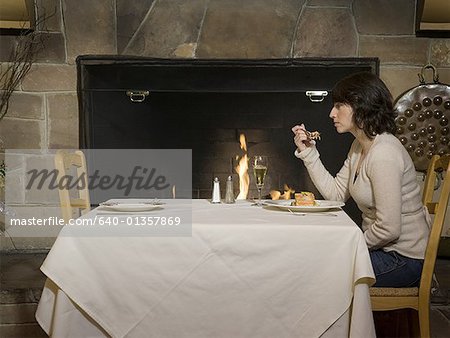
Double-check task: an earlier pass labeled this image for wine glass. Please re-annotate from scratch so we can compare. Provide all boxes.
[252,155,268,206]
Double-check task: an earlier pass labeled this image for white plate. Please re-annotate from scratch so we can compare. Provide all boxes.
[99,204,162,212]
[263,200,344,212]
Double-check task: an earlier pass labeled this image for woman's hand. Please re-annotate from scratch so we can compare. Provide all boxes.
[292,124,315,152]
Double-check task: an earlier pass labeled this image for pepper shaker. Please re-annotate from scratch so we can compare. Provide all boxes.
[224,176,235,204]
[211,177,221,203]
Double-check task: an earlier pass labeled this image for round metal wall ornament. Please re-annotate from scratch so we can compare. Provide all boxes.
[394,64,450,171]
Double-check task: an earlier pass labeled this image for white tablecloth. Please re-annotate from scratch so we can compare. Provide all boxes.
[36,199,375,338]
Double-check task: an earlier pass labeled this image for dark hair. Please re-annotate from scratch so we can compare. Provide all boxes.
[332,72,397,139]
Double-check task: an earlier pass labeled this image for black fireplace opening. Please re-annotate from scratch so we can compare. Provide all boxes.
[77,56,379,224]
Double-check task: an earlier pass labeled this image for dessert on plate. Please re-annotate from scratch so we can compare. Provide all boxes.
[292,192,316,206]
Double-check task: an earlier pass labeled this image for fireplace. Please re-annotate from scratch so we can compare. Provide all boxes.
[77,56,378,223]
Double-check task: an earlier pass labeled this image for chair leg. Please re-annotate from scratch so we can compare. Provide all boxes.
[418,304,430,338]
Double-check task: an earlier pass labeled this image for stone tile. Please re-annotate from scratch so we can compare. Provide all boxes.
[1,206,6,234]
[381,66,450,106]
[439,307,450,320]
[35,0,61,32]
[0,64,13,90]
[294,7,356,57]
[21,64,76,92]
[380,67,423,101]
[0,36,16,62]
[198,139,245,155]
[192,173,214,190]
[359,36,430,65]
[307,0,351,6]
[435,68,450,86]
[0,323,47,337]
[4,92,43,120]
[47,93,78,149]
[0,303,38,324]
[353,0,415,35]
[62,0,116,64]
[125,0,207,57]
[237,129,271,143]
[5,205,62,238]
[203,129,236,142]
[116,0,155,53]
[3,153,24,174]
[35,0,62,32]
[198,157,232,174]
[435,259,450,297]
[34,32,66,63]
[5,173,24,205]
[197,0,304,58]
[0,32,61,66]
[0,236,16,251]
[0,118,43,149]
[23,155,60,205]
[0,288,43,304]
[431,40,450,67]
[0,252,47,289]
[383,66,450,91]
[173,43,197,58]
[430,308,450,337]
[1,236,56,250]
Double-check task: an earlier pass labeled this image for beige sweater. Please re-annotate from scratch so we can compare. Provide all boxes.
[296,133,430,259]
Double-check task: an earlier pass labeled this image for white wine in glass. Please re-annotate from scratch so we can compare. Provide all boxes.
[252,155,268,206]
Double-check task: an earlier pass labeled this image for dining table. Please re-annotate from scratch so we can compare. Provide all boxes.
[36,199,376,338]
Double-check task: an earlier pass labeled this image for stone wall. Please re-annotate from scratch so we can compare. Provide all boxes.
[1,0,449,151]
[1,0,450,249]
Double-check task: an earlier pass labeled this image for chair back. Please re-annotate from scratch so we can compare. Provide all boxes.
[419,154,450,304]
[54,150,91,223]
[422,154,449,212]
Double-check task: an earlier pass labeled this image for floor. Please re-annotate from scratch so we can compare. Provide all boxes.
[0,251,449,338]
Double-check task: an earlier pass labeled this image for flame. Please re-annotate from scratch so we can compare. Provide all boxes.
[270,184,295,200]
[235,134,249,199]
[281,184,295,199]
[270,190,281,200]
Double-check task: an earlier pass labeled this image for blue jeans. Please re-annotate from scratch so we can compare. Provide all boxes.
[370,249,423,287]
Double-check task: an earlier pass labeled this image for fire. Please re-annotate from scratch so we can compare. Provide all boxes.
[235,134,249,199]
[269,190,281,200]
[270,184,295,200]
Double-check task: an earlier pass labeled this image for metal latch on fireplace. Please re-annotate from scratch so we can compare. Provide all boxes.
[126,90,149,103]
[305,91,328,103]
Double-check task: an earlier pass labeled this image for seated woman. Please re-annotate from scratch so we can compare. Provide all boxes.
[292,72,430,287]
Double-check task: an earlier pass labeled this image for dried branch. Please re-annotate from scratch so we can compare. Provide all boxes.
[0,8,55,121]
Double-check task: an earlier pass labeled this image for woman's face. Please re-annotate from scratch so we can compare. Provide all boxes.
[329,102,356,134]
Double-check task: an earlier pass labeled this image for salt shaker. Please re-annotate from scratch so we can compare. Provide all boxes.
[224,176,235,204]
[211,177,221,203]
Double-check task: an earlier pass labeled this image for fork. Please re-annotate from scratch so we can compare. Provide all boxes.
[100,199,164,206]
[99,201,118,206]
[288,209,337,217]
[143,198,164,205]
[302,129,321,141]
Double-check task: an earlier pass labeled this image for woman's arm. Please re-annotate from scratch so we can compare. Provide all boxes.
[292,124,353,201]
[295,145,353,202]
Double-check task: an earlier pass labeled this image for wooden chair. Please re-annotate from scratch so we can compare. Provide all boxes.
[369,154,450,338]
[54,150,91,223]
[422,155,450,213]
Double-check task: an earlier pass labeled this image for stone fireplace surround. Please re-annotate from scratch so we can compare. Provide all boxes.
[1,3,449,335]
[78,55,378,222]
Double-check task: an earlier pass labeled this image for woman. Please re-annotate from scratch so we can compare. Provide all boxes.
[292,72,430,287]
